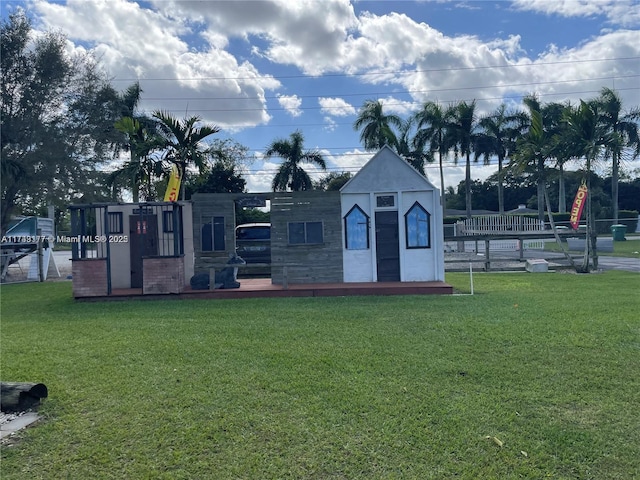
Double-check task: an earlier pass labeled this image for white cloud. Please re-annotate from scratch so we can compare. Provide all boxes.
[32,0,280,129]
[318,97,356,116]
[512,0,640,27]
[276,94,303,117]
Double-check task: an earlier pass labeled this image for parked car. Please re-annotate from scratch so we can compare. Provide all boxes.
[235,223,271,264]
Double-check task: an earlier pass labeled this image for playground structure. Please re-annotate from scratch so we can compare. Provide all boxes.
[1,216,60,282]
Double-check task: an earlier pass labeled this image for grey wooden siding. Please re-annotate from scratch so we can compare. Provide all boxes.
[191,193,269,272]
[270,191,343,284]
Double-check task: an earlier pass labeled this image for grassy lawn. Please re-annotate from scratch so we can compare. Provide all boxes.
[546,238,640,258]
[1,272,639,479]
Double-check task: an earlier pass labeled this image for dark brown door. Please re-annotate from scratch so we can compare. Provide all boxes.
[375,211,400,282]
[129,215,158,288]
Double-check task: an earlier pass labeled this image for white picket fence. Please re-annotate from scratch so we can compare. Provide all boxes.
[456,215,545,235]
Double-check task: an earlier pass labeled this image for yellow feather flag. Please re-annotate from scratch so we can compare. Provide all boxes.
[164,164,182,202]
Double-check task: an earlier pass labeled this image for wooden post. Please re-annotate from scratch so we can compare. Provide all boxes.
[484,239,491,271]
[518,237,524,261]
[37,228,44,282]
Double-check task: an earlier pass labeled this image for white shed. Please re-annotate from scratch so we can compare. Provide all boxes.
[340,146,444,283]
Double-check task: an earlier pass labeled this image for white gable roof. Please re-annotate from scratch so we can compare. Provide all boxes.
[341,145,438,194]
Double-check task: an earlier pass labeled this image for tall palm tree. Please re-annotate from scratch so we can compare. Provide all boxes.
[108,117,165,202]
[414,101,455,219]
[449,100,478,218]
[513,106,580,271]
[520,95,567,221]
[264,130,326,191]
[353,99,402,151]
[563,99,608,272]
[595,87,640,223]
[475,104,526,214]
[153,111,220,200]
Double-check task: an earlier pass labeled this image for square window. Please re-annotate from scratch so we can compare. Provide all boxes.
[288,221,323,245]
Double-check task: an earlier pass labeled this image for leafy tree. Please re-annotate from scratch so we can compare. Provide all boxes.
[1,12,122,232]
[353,99,402,151]
[264,130,326,191]
[414,101,456,218]
[314,171,352,191]
[184,162,246,198]
[153,111,220,200]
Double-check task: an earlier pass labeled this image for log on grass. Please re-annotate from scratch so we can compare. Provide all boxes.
[0,382,48,412]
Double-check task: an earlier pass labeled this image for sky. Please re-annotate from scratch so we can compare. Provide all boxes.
[3,0,640,194]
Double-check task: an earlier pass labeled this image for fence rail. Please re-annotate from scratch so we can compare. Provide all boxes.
[456,215,545,235]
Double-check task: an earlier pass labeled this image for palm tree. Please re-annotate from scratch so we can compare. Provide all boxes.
[475,104,527,214]
[519,96,568,222]
[548,103,577,213]
[595,87,640,223]
[414,101,455,219]
[396,116,429,175]
[563,99,608,272]
[108,117,165,202]
[513,105,580,271]
[264,130,326,191]
[353,99,402,151]
[449,100,478,218]
[153,111,220,200]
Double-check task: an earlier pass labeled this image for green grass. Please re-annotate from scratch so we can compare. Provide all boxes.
[1,272,639,479]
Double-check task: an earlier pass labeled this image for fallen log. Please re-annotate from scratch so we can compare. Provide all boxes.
[0,382,48,412]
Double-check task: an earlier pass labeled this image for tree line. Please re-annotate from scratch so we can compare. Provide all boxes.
[2,11,639,244]
[352,94,639,224]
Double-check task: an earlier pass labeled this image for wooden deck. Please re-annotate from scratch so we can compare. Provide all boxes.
[83,278,453,301]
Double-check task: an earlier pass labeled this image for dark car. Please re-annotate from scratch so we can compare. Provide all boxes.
[235,223,271,264]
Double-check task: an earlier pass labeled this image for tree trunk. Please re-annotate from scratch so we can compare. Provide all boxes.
[580,161,593,273]
[537,158,545,222]
[544,187,578,271]
[558,164,566,214]
[497,156,505,215]
[465,152,472,219]
[439,151,446,220]
[0,382,48,412]
[612,152,619,223]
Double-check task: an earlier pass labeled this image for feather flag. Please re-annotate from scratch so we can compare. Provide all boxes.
[569,181,588,230]
[163,164,182,202]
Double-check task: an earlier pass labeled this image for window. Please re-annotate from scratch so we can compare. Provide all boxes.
[288,221,323,245]
[202,216,226,251]
[405,202,430,248]
[344,205,369,250]
[376,195,395,208]
[163,211,174,233]
[107,212,123,234]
